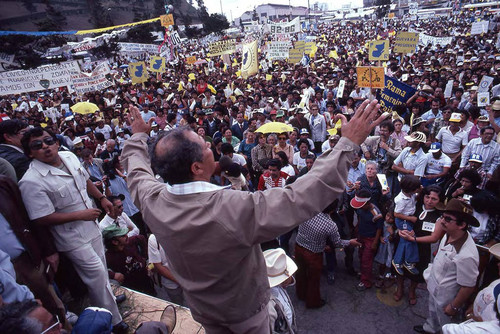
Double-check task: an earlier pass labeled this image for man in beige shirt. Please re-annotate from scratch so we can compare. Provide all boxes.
[122,100,387,333]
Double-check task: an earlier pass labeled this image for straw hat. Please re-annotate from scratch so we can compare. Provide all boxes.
[404,131,427,143]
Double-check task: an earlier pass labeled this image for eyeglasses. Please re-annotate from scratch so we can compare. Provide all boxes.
[278,137,287,140]
[29,137,56,151]
[40,315,59,334]
[116,205,123,209]
[440,214,457,223]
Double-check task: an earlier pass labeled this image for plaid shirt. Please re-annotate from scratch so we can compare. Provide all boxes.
[473,214,500,245]
[296,212,350,253]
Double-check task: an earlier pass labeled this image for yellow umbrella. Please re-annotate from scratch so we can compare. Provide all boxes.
[256,122,293,134]
[71,102,99,115]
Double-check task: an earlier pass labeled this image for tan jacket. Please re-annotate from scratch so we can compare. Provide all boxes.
[121,133,358,325]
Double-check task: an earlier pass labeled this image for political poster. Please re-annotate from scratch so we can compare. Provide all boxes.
[477,92,490,107]
[128,61,148,84]
[160,14,174,27]
[71,62,113,95]
[208,39,236,56]
[393,32,419,53]
[337,80,346,98]
[356,67,385,89]
[0,61,80,96]
[368,40,389,61]
[376,76,417,114]
[118,43,161,54]
[288,48,303,64]
[186,56,197,65]
[418,33,453,46]
[478,75,493,93]
[471,21,489,35]
[267,41,290,60]
[268,17,301,35]
[149,56,166,73]
[409,2,418,15]
[294,41,305,52]
[305,42,317,56]
[0,53,15,66]
[169,31,181,46]
[241,41,258,79]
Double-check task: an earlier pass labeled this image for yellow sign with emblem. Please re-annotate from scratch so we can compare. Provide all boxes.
[288,48,303,64]
[356,67,385,89]
[160,14,174,27]
[128,61,148,84]
[368,40,389,61]
[241,41,258,79]
[149,56,166,73]
[394,32,419,54]
[186,56,197,65]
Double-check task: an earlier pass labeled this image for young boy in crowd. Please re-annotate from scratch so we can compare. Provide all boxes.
[392,175,421,275]
[351,189,384,291]
[374,210,396,288]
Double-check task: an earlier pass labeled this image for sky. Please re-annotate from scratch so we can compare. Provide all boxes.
[202,0,364,23]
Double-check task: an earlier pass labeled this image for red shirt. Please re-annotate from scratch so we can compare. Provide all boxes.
[257,171,288,191]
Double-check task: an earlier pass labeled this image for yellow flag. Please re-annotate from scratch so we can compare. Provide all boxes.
[207,84,216,94]
[128,62,148,84]
[241,41,258,79]
[328,50,339,59]
[149,56,166,73]
[177,82,184,91]
[188,73,196,81]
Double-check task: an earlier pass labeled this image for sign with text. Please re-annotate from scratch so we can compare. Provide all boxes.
[71,62,113,95]
[368,40,389,61]
[0,61,80,96]
[267,41,291,60]
[418,33,453,46]
[471,21,489,35]
[169,31,181,46]
[356,67,385,89]
[118,43,161,54]
[376,76,417,114]
[288,48,303,64]
[208,39,236,56]
[337,80,346,98]
[394,32,419,53]
[160,14,174,27]
[269,17,301,34]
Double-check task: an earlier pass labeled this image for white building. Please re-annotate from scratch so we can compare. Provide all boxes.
[236,3,309,26]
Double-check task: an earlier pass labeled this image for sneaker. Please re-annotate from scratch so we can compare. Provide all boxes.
[327,273,335,285]
[356,282,369,291]
[65,311,78,325]
[160,305,177,333]
[404,262,419,275]
[392,260,404,276]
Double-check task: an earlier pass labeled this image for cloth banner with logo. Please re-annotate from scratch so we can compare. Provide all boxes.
[376,76,417,114]
[70,61,113,95]
[241,41,258,79]
[268,17,301,35]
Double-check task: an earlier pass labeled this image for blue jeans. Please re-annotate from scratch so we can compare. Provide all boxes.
[393,218,419,264]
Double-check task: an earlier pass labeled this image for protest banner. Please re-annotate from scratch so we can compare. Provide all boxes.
[368,40,389,61]
[160,14,174,27]
[409,2,418,15]
[118,43,161,54]
[305,42,317,56]
[241,41,258,79]
[266,74,272,81]
[128,61,148,84]
[393,32,419,53]
[356,67,385,89]
[471,21,489,35]
[267,41,290,60]
[269,17,301,34]
[294,41,305,52]
[149,56,166,73]
[71,62,113,95]
[0,53,15,66]
[418,33,453,46]
[208,39,236,56]
[0,61,80,95]
[376,76,417,114]
[478,75,493,93]
[444,80,454,98]
[337,80,346,98]
[477,92,490,107]
[288,49,303,64]
[186,56,197,65]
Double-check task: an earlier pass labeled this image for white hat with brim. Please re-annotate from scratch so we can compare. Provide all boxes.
[264,248,297,288]
[350,195,370,209]
[404,131,427,143]
[449,113,462,122]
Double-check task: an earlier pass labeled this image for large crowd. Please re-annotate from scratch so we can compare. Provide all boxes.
[0,7,500,334]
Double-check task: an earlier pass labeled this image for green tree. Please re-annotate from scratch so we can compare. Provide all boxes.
[374,0,391,19]
[89,39,120,58]
[203,13,229,34]
[36,1,67,31]
[125,24,156,43]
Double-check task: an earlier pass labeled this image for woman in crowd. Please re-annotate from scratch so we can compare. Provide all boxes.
[273,132,294,162]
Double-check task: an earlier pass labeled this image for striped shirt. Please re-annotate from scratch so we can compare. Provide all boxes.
[460,138,500,174]
[296,212,350,253]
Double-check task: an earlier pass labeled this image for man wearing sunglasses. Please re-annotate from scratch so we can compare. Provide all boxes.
[414,199,480,334]
[18,128,128,333]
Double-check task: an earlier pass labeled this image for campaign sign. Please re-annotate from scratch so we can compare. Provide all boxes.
[376,76,417,114]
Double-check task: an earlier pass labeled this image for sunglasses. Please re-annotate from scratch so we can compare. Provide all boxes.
[440,215,457,223]
[40,315,59,334]
[29,137,56,151]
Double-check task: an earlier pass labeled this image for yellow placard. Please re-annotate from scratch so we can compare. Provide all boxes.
[208,39,236,56]
[188,73,196,81]
[328,50,339,59]
[266,74,272,81]
[356,66,385,89]
[368,40,390,61]
[388,13,395,19]
[305,42,316,55]
[295,41,305,52]
[186,56,196,65]
[288,48,303,64]
[128,61,148,84]
[241,41,258,79]
[160,14,174,27]
[149,56,166,73]
[393,32,419,54]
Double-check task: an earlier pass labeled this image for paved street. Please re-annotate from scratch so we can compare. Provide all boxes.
[288,250,430,334]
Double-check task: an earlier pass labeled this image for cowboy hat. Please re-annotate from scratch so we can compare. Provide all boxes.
[442,198,479,227]
[263,248,297,288]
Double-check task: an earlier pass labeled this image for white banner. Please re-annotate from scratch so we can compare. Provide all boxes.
[72,41,97,53]
[471,21,489,35]
[478,75,493,93]
[0,61,80,96]
[71,62,113,95]
[409,2,418,15]
[444,80,454,98]
[267,41,291,60]
[337,80,345,98]
[418,33,453,46]
[268,17,301,35]
[0,53,15,66]
[118,43,161,54]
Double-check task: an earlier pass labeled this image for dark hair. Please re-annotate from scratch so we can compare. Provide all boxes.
[267,158,282,169]
[417,184,443,206]
[107,194,125,204]
[0,300,43,333]
[356,188,372,199]
[379,120,395,133]
[400,175,421,193]
[167,113,177,123]
[276,151,290,166]
[0,120,27,144]
[95,132,105,142]
[458,169,481,187]
[297,138,309,148]
[149,127,203,184]
[470,191,499,215]
[480,126,495,135]
[221,143,234,154]
[82,148,93,158]
[21,127,57,156]
[102,155,120,180]
[305,154,316,161]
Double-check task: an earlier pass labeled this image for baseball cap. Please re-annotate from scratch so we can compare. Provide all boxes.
[449,113,462,122]
[429,142,441,153]
[299,128,309,135]
[102,225,128,240]
[469,154,483,163]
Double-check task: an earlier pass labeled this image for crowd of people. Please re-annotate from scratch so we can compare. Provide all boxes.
[1,7,500,334]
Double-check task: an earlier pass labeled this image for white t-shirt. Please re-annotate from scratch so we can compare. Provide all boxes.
[147,234,179,289]
[232,153,247,166]
[293,151,313,171]
[281,164,295,177]
[95,124,113,140]
[394,192,416,216]
[425,153,452,175]
[436,126,468,154]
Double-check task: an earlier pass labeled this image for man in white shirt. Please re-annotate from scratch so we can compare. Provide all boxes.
[460,126,500,176]
[421,99,442,127]
[435,112,468,167]
[94,118,114,140]
[422,142,451,187]
[99,195,140,237]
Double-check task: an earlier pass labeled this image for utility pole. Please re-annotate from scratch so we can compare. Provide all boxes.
[220,0,223,16]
